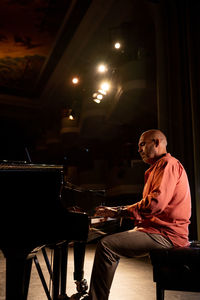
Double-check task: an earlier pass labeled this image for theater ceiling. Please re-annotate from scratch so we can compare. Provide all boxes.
[0,0,158,162]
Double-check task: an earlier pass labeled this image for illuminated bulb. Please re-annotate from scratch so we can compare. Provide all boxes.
[98,64,107,73]
[69,115,74,120]
[93,92,98,98]
[93,99,101,104]
[98,89,107,95]
[72,77,79,84]
[100,82,110,92]
[114,42,121,49]
[97,94,103,100]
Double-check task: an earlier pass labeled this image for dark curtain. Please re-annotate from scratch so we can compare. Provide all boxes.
[155,0,200,240]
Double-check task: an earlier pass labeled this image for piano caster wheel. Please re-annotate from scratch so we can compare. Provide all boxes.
[75,279,88,294]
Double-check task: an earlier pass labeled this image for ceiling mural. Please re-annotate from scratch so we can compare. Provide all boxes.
[0,0,71,97]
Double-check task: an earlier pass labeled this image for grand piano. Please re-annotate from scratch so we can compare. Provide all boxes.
[0,160,89,300]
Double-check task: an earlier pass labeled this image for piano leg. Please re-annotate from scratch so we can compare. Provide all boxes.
[74,242,88,294]
[52,242,70,300]
[33,241,88,299]
[60,242,68,296]
[5,254,33,300]
[52,241,88,299]
[23,258,33,300]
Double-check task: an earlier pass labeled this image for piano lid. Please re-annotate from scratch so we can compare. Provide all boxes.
[0,142,63,171]
[0,160,63,171]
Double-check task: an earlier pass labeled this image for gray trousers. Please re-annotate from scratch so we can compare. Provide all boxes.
[88,229,173,300]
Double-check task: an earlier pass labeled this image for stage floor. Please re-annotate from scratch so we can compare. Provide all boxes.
[0,244,199,300]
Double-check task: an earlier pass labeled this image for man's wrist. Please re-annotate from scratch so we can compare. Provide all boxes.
[116,206,127,218]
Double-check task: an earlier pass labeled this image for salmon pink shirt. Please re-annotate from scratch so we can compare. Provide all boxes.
[127,153,191,247]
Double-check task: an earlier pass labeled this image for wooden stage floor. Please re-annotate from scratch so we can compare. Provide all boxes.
[0,244,199,300]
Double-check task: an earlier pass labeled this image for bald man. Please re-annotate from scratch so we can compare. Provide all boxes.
[82,129,191,300]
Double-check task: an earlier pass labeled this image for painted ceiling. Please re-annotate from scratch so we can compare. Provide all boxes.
[0,0,70,97]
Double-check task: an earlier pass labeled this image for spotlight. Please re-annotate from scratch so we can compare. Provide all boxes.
[93,98,101,104]
[114,42,121,49]
[97,94,103,100]
[100,82,110,92]
[66,108,75,120]
[97,64,107,73]
[98,89,107,95]
[69,114,74,120]
[72,77,79,84]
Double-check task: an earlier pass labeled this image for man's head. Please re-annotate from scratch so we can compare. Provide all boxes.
[138,129,167,165]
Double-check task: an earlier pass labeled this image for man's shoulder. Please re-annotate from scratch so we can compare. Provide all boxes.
[162,153,177,162]
[146,154,181,174]
[157,153,179,167]
[157,154,185,174]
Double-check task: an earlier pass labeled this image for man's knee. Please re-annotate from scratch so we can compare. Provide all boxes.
[97,236,110,252]
[96,235,120,263]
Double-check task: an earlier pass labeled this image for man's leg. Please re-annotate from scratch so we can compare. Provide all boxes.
[88,229,172,300]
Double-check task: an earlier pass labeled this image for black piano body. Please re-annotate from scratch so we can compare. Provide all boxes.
[0,161,89,300]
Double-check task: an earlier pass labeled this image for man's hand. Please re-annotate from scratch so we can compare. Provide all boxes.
[95,206,118,218]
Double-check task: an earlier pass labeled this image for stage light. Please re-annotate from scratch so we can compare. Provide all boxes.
[97,94,103,100]
[100,81,110,92]
[114,42,121,49]
[69,114,74,120]
[72,77,79,84]
[97,64,107,73]
[93,99,101,104]
[98,89,107,95]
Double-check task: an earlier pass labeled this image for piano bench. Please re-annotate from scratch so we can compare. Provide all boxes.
[149,242,200,300]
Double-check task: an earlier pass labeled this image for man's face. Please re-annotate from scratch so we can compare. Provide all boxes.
[138,134,157,164]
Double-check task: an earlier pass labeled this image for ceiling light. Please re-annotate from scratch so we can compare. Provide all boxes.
[100,82,110,92]
[93,99,101,104]
[114,42,121,49]
[69,114,74,120]
[98,89,107,95]
[97,94,103,100]
[72,77,79,84]
[97,64,107,73]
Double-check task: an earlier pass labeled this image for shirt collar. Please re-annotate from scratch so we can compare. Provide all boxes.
[145,153,170,175]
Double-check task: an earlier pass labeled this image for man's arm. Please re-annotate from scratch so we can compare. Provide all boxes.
[95,206,129,218]
[127,161,180,220]
[95,160,180,220]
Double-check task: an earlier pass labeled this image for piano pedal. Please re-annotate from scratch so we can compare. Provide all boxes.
[75,278,88,293]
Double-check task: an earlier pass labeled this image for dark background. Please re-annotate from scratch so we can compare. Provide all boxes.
[0,0,199,240]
